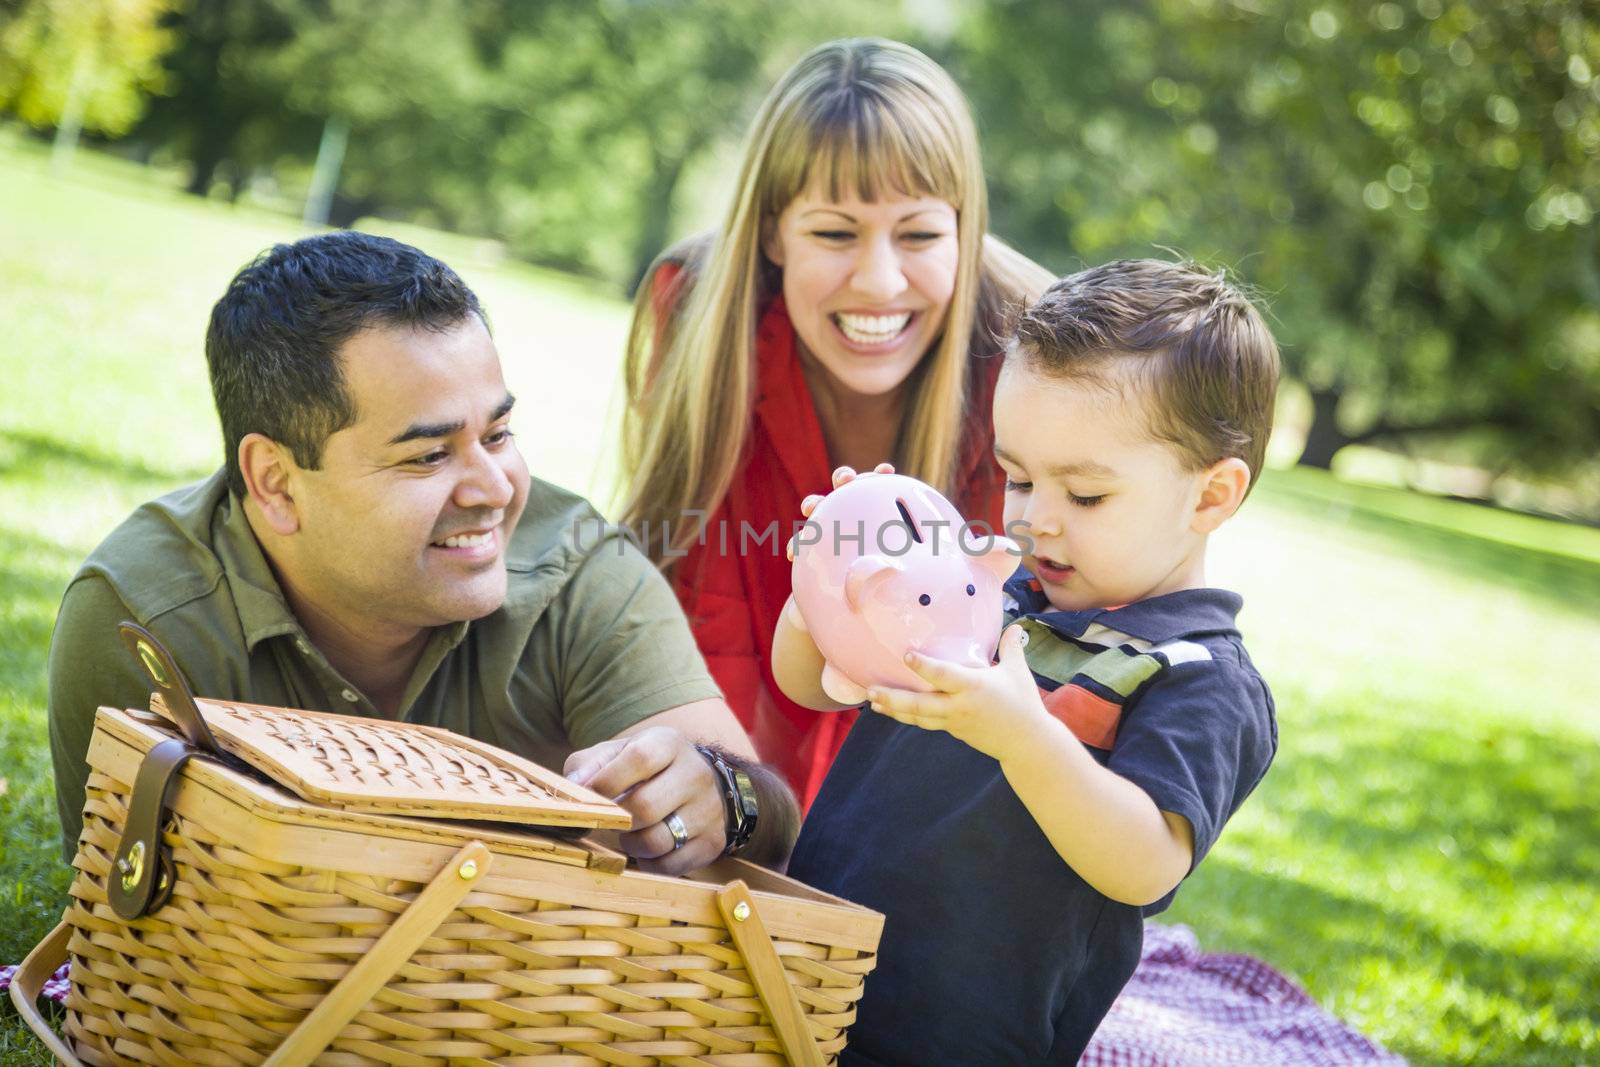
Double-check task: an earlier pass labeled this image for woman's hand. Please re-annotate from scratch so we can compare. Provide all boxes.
[865,624,1050,764]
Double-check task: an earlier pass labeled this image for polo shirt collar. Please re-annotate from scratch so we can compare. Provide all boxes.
[211,488,307,652]
[1004,567,1242,644]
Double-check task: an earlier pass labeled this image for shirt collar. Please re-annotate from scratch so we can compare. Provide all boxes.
[210,487,308,652]
[1003,566,1243,644]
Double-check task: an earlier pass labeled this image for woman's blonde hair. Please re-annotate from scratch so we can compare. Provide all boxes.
[620,37,1050,566]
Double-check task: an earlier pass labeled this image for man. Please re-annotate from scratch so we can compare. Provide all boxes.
[48,231,796,874]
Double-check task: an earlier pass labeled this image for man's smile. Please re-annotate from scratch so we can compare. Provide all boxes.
[428,520,503,561]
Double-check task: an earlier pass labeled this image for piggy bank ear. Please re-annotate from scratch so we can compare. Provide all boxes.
[844,555,903,611]
[970,534,1022,584]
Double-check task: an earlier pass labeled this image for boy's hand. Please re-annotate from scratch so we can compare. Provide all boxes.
[866,625,1048,764]
[788,463,895,561]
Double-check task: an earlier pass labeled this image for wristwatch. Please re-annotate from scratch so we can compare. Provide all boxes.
[696,745,759,856]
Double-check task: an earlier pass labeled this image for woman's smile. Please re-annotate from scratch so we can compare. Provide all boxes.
[831,309,916,349]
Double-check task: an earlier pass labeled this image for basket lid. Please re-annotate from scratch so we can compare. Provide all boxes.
[149,693,631,831]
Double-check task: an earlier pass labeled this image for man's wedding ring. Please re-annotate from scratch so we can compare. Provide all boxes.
[664,812,690,851]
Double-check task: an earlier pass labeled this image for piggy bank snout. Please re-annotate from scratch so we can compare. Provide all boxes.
[860,566,999,646]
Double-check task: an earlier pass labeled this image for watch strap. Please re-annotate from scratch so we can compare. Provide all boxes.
[696,745,758,856]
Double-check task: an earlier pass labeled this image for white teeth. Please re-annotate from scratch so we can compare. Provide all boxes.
[835,312,912,344]
[438,531,493,549]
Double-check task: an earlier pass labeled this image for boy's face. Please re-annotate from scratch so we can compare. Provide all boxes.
[993,359,1210,613]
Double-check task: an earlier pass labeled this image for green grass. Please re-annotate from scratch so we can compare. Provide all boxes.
[2,130,1598,1065]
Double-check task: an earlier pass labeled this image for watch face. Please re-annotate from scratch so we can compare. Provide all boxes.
[732,769,759,818]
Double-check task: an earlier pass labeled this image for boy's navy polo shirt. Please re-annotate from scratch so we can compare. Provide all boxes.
[787,573,1277,1066]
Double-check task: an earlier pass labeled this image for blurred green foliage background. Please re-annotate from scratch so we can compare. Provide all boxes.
[3,0,1597,514]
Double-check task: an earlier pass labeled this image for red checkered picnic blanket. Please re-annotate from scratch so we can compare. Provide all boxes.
[5,923,1404,1064]
[1084,923,1406,1065]
[0,959,69,1003]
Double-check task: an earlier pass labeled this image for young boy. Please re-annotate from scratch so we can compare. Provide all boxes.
[772,259,1281,1065]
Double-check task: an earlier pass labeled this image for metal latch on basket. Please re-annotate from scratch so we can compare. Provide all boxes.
[108,622,237,920]
[108,737,193,919]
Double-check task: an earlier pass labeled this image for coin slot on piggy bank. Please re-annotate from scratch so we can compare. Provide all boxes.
[792,472,1020,706]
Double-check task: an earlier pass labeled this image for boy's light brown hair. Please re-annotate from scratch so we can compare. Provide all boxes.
[1009,258,1280,494]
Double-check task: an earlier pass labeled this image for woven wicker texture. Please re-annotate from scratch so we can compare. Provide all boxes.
[57,710,880,1066]
[150,695,629,830]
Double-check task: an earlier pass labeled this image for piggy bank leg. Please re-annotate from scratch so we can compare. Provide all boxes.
[821,662,868,706]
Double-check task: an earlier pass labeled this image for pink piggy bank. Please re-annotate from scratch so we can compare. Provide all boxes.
[791,472,1019,706]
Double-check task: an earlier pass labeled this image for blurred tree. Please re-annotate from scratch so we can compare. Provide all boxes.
[125,0,319,197]
[948,0,1600,475]
[417,0,891,284]
[128,0,891,283]
[0,0,179,147]
[242,0,508,226]
[492,0,793,287]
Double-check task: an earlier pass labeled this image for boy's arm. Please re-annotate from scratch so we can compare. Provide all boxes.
[869,626,1193,907]
[771,462,896,714]
[771,596,856,712]
[999,711,1194,906]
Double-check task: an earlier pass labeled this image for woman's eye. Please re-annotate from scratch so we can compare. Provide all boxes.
[1070,493,1107,508]
[811,229,853,241]
[1004,479,1032,492]
[901,231,945,243]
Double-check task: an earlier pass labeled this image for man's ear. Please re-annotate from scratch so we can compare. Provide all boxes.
[238,433,300,536]
[1191,457,1251,534]
[760,217,784,267]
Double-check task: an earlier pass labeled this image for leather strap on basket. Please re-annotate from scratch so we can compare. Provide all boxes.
[117,621,224,754]
[108,622,240,921]
[263,840,493,1067]
[8,921,83,1066]
[716,880,826,1067]
[107,738,192,920]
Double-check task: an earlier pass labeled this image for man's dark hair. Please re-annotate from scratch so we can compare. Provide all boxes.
[1008,258,1280,495]
[206,231,483,498]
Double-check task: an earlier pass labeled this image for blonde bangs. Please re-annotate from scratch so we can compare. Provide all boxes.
[761,70,968,215]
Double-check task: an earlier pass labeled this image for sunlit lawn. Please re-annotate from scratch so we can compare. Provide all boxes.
[2,132,1597,1065]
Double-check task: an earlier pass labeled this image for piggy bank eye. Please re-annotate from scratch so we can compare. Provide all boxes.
[966,584,976,596]
[918,594,932,606]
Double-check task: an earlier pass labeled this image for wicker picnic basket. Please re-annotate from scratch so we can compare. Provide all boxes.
[11,624,882,1066]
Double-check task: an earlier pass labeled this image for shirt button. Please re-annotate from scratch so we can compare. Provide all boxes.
[341,688,360,703]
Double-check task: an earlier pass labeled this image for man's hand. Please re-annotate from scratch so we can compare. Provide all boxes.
[866,624,1049,764]
[565,726,727,875]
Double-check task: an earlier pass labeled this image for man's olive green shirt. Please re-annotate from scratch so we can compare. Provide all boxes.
[48,470,721,862]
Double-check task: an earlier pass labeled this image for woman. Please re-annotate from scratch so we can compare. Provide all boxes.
[620,38,1051,806]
